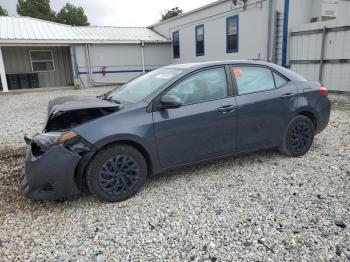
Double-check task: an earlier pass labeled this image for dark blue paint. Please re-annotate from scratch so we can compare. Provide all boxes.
[23,60,331,201]
[153,97,237,167]
[235,82,297,151]
[195,24,205,56]
[282,0,290,67]
[226,15,239,53]
[76,61,330,173]
[23,145,81,200]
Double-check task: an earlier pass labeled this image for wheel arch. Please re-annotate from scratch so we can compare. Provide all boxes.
[294,107,319,131]
[75,138,154,190]
[297,111,317,130]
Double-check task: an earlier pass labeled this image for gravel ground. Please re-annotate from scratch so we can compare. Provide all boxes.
[0,87,112,151]
[0,88,349,261]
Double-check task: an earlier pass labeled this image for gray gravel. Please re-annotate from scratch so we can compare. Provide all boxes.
[0,87,112,151]
[0,88,349,261]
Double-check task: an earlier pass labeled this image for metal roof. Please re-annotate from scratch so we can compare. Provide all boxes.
[0,16,170,44]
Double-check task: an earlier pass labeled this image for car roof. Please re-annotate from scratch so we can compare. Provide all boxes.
[164,60,264,68]
[163,60,306,81]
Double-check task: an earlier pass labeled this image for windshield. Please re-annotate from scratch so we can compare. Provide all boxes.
[107,68,183,103]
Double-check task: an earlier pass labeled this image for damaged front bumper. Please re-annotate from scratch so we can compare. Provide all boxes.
[20,134,92,201]
[20,144,81,201]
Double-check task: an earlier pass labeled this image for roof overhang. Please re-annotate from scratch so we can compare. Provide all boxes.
[0,40,171,46]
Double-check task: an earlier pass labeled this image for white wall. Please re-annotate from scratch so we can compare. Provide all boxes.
[75,43,171,87]
[336,0,350,19]
[151,0,349,67]
[151,0,270,64]
[282,0,350,25]
[289,19,350,92]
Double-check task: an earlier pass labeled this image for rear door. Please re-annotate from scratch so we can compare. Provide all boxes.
[152,67,238,168]
[231,65,297,151]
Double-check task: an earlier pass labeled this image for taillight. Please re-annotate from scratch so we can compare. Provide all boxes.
[320,86,328,96]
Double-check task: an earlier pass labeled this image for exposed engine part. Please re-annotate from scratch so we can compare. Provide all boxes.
[45,107,119,132]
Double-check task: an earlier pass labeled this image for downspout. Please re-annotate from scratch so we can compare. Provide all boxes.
[266,0,274,62]
[281,0,290,67]
[318,26,327,84]
[69,46,81,88]
[140,41,145,73]
[69,46,78,79]
[85,44,116,86]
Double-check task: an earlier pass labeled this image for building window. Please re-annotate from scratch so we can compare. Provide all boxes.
[226,15,239,53]
[29,50,55,72]
[195,24,205,56]
[172,31,180,59]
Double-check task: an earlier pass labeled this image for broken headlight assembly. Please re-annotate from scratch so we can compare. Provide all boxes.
[30,131,93,156]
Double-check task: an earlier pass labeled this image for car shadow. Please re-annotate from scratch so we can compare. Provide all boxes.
[0,147,288,216]
[145,148,283,187]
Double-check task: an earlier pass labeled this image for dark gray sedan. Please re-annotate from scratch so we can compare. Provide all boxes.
[21,61,331,202]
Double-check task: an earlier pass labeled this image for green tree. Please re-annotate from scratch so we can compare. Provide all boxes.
[0,5,8,16]
[161,7,183,21]
[17,0,56,21]
[56,3,89,26]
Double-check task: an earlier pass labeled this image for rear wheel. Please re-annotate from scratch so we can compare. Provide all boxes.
[280,115,314,157]
[86,144,147,202]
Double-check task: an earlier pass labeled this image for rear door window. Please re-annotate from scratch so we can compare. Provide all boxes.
[232,66,276,95]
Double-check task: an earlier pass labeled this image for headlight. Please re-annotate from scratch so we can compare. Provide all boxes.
[31,131,92,156]
[33,131,77,149]
[62,133,92,154]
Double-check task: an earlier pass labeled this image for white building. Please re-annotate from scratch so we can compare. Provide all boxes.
[0,17,171,92]
[149,0,350,94]
[150,0,349,66]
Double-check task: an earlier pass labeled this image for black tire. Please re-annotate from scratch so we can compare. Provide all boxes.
[280,115,315,157]
[86,144,147,202]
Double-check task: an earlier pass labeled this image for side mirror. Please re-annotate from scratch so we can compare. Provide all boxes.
[159,94,182,109]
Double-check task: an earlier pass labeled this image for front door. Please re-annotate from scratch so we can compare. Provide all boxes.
[153,67,237,168]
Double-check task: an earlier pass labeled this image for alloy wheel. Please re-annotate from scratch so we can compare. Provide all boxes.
[98,155,140,196]
[288,121,312,152]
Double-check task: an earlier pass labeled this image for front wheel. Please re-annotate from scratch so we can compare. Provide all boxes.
[280,115,315,157]
[86,144,147,202]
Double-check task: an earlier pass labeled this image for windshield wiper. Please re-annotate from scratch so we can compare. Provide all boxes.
[97,93,108,99]
[97,94,121,104]
[105,96,122,104]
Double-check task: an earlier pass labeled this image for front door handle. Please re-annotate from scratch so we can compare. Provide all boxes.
[280,93,295,99]
[217,105,237,113]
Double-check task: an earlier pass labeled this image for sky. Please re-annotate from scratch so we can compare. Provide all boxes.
[0,0,215,26]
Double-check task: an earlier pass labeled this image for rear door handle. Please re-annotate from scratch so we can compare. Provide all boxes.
[217,105,237,113]
[280,93,295,99]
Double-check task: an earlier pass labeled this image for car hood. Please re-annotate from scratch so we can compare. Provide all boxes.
[47,95,120,115]
[45,95,122,132]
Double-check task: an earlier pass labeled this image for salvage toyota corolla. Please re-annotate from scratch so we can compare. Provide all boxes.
[20,61,331,202]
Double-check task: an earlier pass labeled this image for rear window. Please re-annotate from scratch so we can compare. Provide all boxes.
[273,72,288,88]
